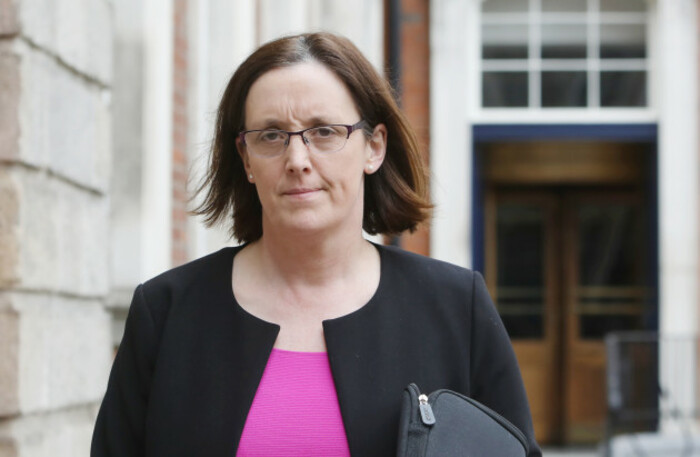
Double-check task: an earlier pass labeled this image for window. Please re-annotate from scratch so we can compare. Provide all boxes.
[481,0,649,108]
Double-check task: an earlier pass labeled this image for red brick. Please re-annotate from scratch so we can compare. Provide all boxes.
[397,0,430,256]
[171,0,189,266]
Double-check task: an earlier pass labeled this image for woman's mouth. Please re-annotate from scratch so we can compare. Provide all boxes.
[282,187,322,198]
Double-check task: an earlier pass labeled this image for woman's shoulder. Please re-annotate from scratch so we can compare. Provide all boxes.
[134,245,241,314]
[375,242,478,285]
[373,243,486,309]
[144,246,242,285]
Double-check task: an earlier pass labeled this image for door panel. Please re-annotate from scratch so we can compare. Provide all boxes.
[486,192,560,443]
[563,193,650,442]
[485,188,651,445]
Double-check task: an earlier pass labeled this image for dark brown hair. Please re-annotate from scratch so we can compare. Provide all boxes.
[193,32,432,242]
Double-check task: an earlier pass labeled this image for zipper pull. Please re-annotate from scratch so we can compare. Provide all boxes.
[418,394,436,425]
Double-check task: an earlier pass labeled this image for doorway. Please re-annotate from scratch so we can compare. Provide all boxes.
[481,140,656,444]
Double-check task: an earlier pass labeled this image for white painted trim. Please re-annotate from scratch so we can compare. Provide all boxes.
[652,0,697,426]
[472,109,657,124]
[482,59,648,71]
[430,0,475,268]
[141,0,174,280]
[187,0,212,260]
[197,0,257,254]
[657,0,699,337]
[482,12,648,24]
[259,0,308,43]
[647,0,659,112]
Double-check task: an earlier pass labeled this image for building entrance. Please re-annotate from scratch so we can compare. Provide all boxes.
[481,142,655,444]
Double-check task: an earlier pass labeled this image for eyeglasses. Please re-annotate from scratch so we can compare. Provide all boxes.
[239,120,368,158]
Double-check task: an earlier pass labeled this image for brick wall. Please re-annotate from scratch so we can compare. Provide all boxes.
[0,1,113,456]
[398,0,431,256]
[172,0,189,267]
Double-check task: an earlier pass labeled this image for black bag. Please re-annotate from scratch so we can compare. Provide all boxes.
[397,383,529,457]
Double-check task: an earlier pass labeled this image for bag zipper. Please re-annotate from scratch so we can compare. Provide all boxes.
[418,393,436,425]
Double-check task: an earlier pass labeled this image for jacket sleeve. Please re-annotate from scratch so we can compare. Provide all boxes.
[469,271,543,457]
[91,285,157,457]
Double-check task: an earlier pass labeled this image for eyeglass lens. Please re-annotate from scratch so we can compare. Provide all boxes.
[244,125,351,157]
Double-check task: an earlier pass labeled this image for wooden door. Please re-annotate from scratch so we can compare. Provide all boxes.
[485,189,651,444]
[485,191,561,443]
[561,192,651,442]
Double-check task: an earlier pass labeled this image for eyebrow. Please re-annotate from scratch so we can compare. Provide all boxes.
[249,116,339,130]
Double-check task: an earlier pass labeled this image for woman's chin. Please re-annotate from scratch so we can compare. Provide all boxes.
[265,213,330,236]
[264,212,361,240]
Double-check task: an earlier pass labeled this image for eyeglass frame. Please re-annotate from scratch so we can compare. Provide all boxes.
[238,119,370,157]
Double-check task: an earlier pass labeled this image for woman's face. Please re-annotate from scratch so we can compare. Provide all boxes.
[238,62,386,238]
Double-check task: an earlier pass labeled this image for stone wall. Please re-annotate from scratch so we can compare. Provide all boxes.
[0,1,113,456]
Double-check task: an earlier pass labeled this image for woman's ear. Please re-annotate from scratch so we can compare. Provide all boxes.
[365,123,387,175]
[236,137,254,182]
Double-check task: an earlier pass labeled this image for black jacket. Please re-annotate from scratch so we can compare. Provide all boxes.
[92,244,542,456]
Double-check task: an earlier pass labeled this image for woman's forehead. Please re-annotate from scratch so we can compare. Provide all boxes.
[244,62,359,127]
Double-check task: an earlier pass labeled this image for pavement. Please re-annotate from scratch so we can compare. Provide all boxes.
[542,447,600,457]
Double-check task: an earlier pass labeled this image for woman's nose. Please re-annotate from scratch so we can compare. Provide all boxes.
[284,135,312,174]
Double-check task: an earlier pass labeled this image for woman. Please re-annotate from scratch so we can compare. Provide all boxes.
[92,32,541,457]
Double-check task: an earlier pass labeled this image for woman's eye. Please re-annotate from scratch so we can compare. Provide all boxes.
[259,131,284,142]
[310,126,339,138]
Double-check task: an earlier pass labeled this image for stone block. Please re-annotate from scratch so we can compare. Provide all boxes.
[13,168,110,297]
[0,0,19,36]
[0,42,20,162]
[16,41,111,193]
[5,292,112,413]
[0,304,19,417]
[106,287,132,347]
[0,403,98,457]
[18,0,113,85]
[0,169,19,287]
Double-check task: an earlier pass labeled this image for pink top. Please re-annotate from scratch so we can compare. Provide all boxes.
[236,348,351,457]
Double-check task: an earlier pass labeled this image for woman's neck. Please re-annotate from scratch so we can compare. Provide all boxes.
[254,227,373,288]
[232,223,381,350]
